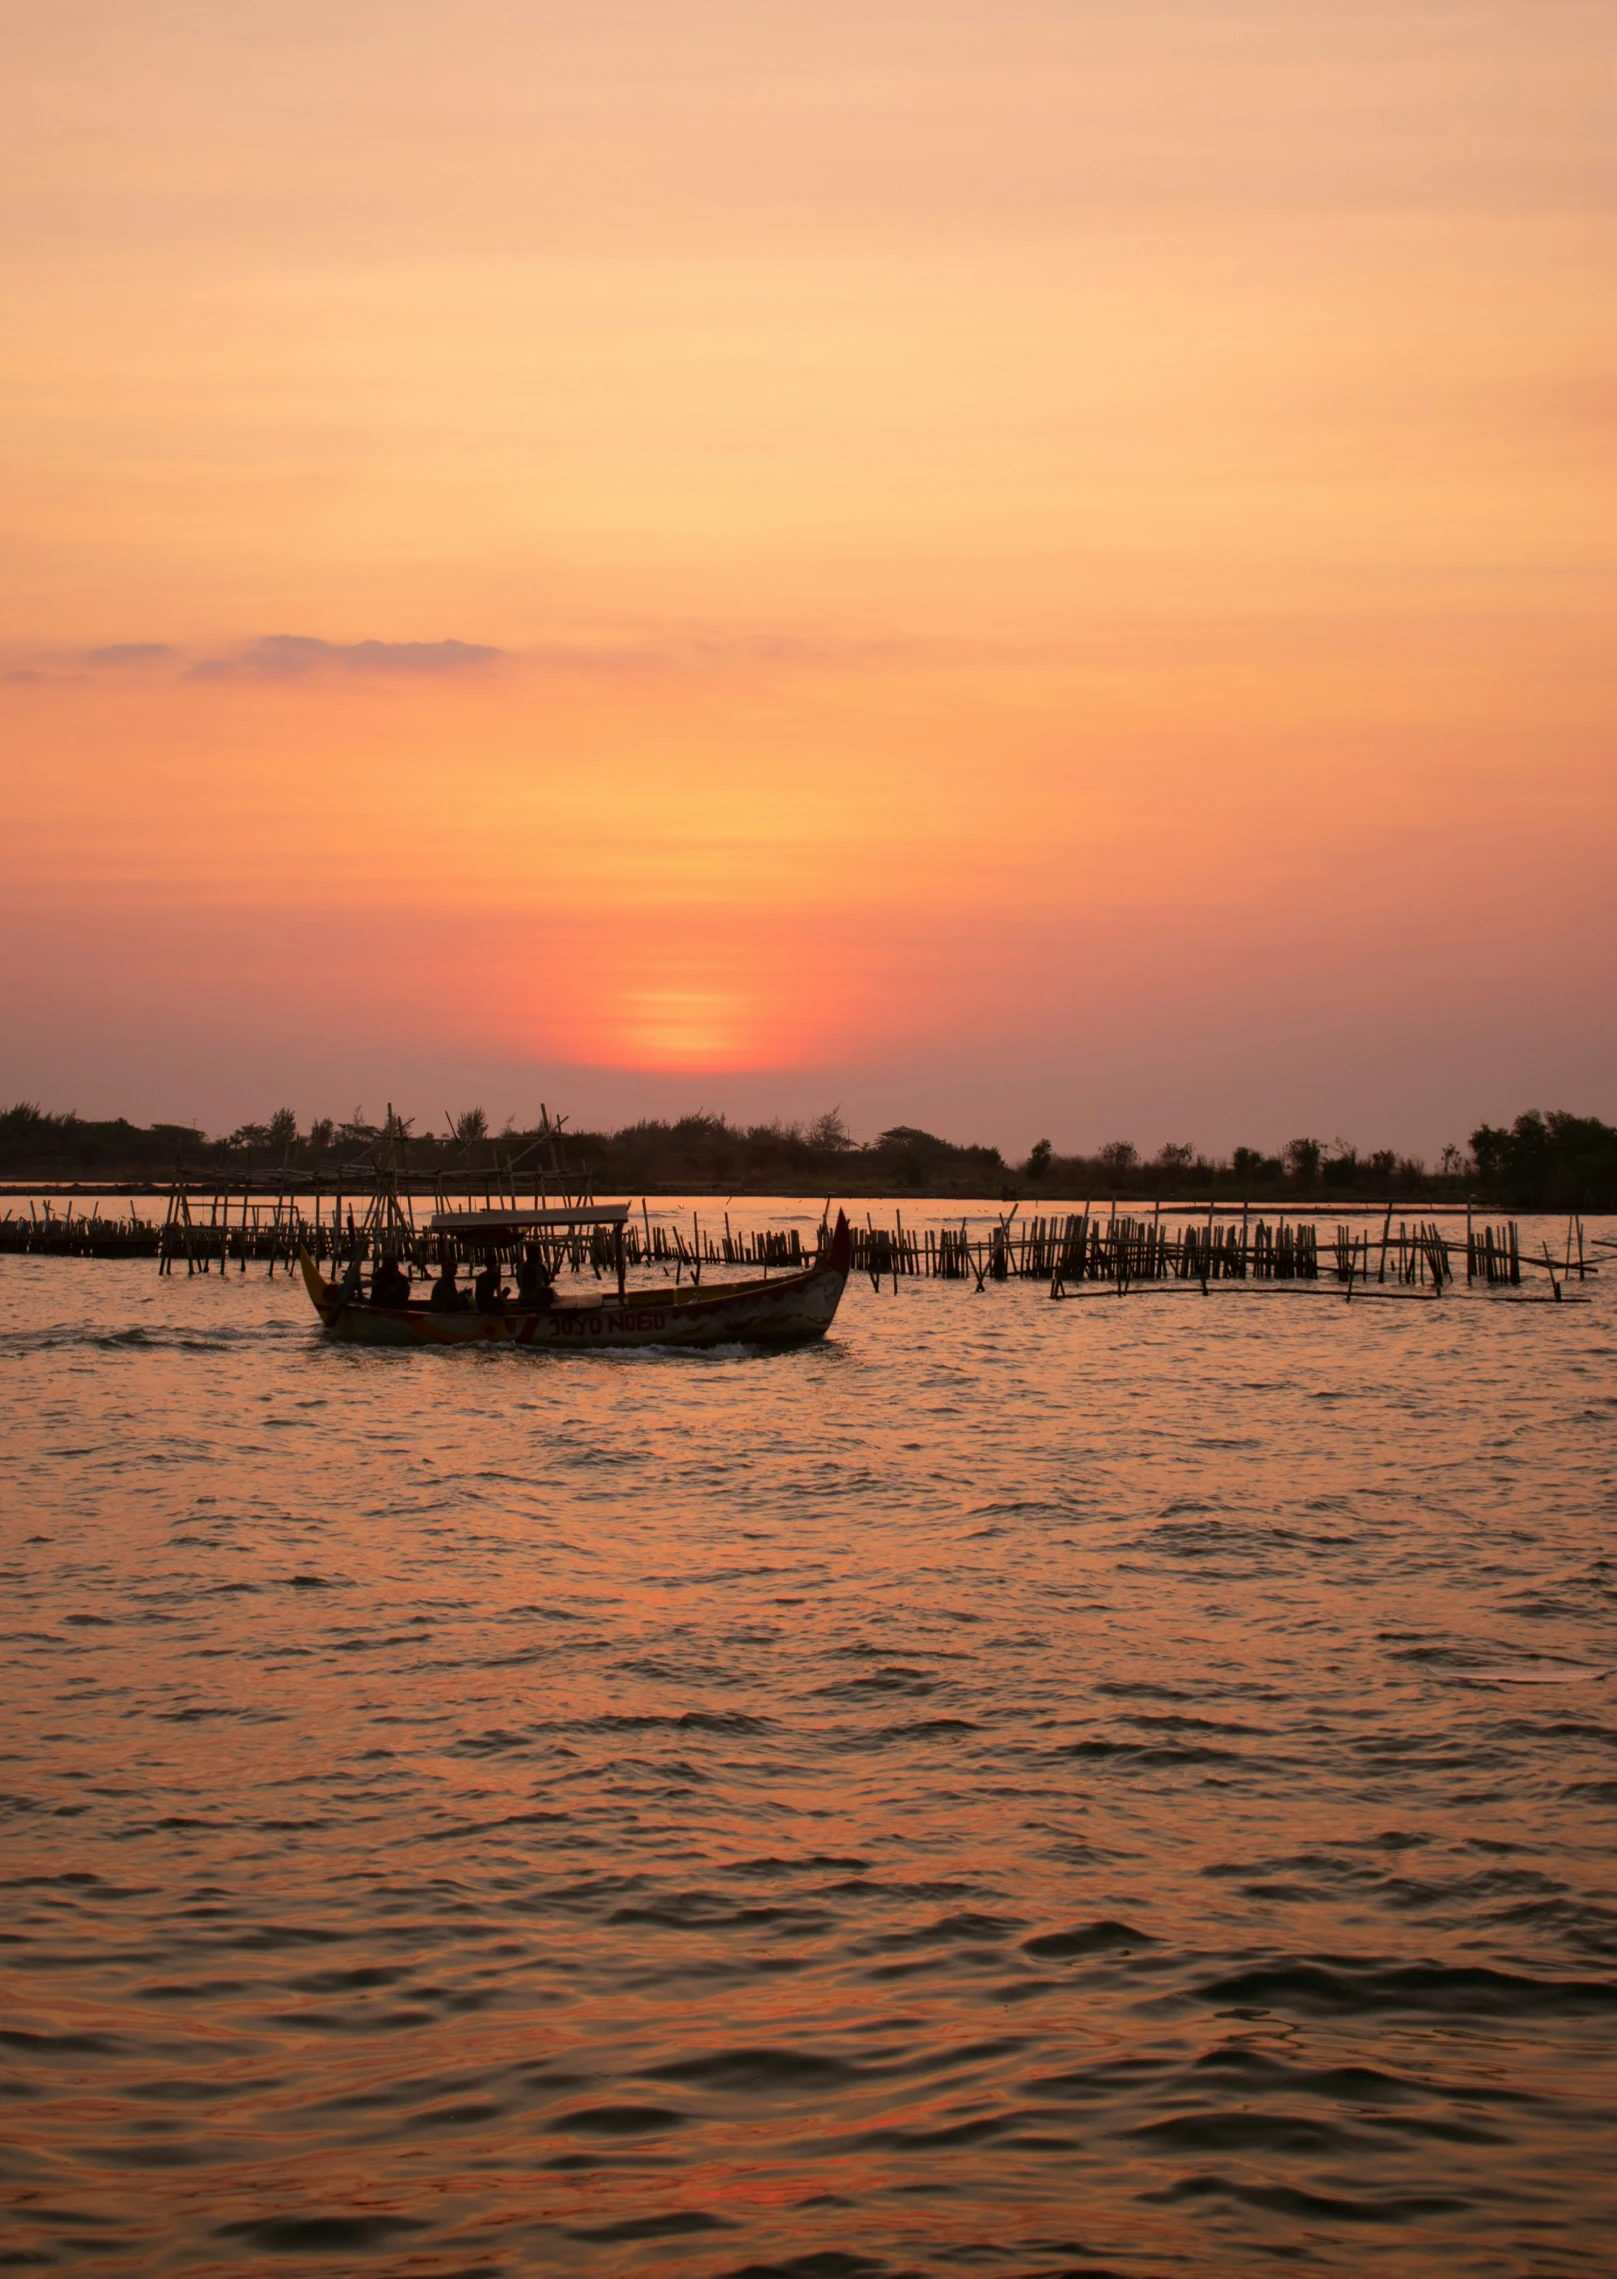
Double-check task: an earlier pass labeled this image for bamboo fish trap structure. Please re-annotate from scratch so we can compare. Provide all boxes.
[114,1193,1588,1305]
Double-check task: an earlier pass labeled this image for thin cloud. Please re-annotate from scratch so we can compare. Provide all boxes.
[84,643,175,668]
[3,627,922,692]
[194,635,504,680]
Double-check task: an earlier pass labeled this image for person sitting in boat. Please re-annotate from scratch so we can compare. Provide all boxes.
[370,1251,411,1307]
[428,1255,464,1313]
[516,1244,553,1310]
[473,1252,508,1312]
[332,1257,365,1310]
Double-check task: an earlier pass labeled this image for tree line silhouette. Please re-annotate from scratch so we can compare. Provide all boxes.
[1,1100,1613,1208]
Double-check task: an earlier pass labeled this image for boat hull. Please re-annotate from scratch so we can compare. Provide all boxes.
[298,1216,851,1352]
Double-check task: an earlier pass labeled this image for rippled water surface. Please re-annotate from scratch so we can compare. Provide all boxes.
[3,1207,1615,2277]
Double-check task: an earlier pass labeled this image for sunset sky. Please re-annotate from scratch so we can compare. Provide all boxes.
[4,1,1613,1157]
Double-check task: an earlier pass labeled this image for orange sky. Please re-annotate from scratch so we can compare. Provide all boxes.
[3,2,1614,1154]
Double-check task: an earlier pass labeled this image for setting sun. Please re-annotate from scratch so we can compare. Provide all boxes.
[2,2,1612,1154]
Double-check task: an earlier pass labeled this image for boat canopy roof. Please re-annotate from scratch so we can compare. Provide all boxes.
[427,1203,632,1233]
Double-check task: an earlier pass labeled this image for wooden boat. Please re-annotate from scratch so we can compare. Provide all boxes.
[297,1211,852,1351]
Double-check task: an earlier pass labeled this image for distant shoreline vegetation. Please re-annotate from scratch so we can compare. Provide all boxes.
[2,1102,1614,1212]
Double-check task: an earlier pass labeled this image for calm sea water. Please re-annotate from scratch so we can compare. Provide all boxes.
[3,1204,1614,2277]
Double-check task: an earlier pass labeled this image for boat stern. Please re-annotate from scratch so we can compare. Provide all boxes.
[828,1209,852,1276]
[297,1247,331,1321]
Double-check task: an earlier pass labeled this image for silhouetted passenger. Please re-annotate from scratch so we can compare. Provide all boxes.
[516,1245,553,1310]
[473,1253,507,1312]
[428,1258,463,1313]
[371,1253,411,1307]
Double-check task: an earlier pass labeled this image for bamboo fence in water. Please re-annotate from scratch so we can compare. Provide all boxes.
[0,1187,1588,1302]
